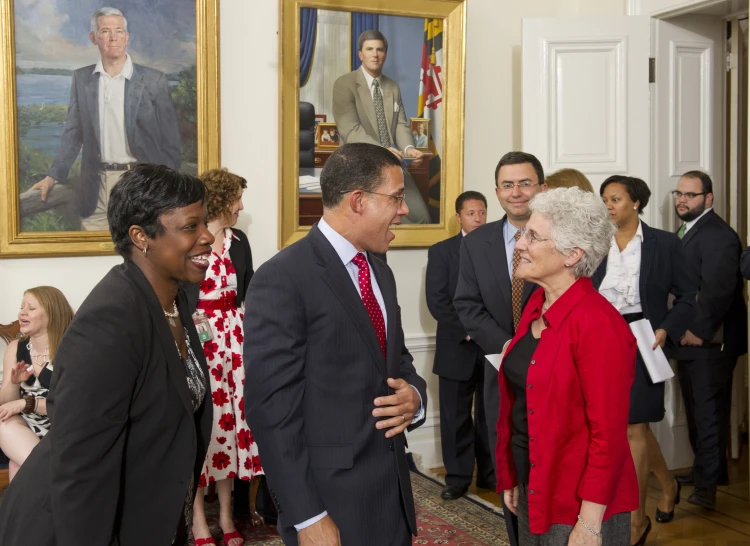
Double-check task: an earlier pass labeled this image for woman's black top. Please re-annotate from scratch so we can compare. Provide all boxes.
[502,327,540,484]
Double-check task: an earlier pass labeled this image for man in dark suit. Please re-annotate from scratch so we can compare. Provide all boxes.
[453,151,546,546]
[671,170,747,510]
[244,143,427,546]
[30,7,181,230]
[426,190,494,501]
[332,30,430,224]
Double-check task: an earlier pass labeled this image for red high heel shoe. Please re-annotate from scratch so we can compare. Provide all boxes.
[222,530,244,545]
[193,538,217,546]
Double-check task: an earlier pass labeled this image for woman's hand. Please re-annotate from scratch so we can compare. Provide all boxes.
[0,399,25,421]
[652,329,667,350]
[503,487,519,515]
[10,360,33,385]
[567,522,602,545]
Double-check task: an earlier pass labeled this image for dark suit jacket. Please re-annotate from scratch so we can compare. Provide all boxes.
[740,245,750,279]
[454,219,537,354]
[244,224,427,545]
[49,63,181,218]
[0,262,212,546]
[591,222,697,358]
[426,232,482,381]
[183,228,254,311]
[670,210,747,359]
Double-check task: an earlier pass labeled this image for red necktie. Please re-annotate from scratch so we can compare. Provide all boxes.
[351,253,387,358]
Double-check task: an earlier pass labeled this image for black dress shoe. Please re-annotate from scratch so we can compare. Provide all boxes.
[687,487,716,510]
[675,471,694,486]
[633,516,652,545]
[655,480,681,523]
[440,485,469,500]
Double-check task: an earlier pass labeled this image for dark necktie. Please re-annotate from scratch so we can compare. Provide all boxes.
[511,230,524,330]
[677,224,686,239]
[352,253,387,358]
[372,80,392,148]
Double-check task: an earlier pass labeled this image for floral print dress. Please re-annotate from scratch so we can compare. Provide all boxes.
[196,228,263,487]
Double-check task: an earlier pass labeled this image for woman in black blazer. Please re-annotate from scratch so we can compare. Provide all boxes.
[594,176,696,545]
[0,164,214,546]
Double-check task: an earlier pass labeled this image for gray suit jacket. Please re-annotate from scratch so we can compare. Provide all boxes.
[244,224,427,545]
[48,63,181,218]
[332,68,415,152]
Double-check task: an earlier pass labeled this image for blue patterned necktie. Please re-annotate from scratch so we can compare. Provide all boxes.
[372,80,391,148]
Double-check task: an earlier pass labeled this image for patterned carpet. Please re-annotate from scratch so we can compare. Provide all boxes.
[194,458,510,545]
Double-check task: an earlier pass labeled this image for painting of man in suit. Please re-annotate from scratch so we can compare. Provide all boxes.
[16,3,196,233]
[332,30,431,224]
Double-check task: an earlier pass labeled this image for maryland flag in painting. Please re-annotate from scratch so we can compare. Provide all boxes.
[417,19,443,223]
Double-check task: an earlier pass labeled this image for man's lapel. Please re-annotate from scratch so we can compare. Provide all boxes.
[369,255,400,378]
[381,78,395,134]
[309,226,388,379]
[681,210,714,247]
[355,70,379,137]
[124,65,145,151]
[83,69,101,148]
[486,219,513,309]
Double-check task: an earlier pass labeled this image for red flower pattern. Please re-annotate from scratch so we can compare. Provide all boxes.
[198,229,263,486]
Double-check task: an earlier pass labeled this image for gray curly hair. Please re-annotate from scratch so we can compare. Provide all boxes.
[529,187,615,279]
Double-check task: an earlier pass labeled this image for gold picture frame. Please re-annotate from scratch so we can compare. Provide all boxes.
[280,0,466,248]
[0,0,220,258]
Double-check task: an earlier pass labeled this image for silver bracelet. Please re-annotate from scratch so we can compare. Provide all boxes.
[577,515,603,539]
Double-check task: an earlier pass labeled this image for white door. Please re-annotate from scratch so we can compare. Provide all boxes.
[522,16,652,196]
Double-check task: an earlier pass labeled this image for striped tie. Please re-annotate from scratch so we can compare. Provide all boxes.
[372,80,392,148]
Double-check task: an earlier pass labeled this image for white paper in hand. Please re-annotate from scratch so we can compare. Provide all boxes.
[629,318,674,383]
[485,353,503,371]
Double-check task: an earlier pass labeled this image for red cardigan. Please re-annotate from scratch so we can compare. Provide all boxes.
[495,277,639,534]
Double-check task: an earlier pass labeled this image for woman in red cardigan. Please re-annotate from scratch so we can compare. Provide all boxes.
[497,187,639,545]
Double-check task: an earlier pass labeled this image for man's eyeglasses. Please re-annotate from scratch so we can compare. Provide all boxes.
[340,190,406,206]
[671,190,706,200]
[498,181,539,191]
[519,226,551,245]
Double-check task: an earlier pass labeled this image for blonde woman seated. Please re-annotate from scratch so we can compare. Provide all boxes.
[0,287,74,481]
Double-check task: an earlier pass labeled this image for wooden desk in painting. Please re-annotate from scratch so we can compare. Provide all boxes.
[299,149,433,226]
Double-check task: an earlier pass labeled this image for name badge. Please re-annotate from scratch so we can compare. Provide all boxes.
[192,311,213,343]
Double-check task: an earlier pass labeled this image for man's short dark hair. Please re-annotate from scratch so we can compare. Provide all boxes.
[108,163,207,258]
[682,170,713,195]
[494,152,545,188]
[455,191,488,214]
[600,175,651,214]
[320,143,402,209]
[357,30,388,52]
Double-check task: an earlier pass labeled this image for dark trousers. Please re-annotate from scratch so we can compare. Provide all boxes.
[484,360,520,546]
[677,357,737,490]
[438,352,494,488]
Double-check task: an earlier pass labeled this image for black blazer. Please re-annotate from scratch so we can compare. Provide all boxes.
[669,210,747,359]
[591,221,697,358]
[0,262,213,546]
[183,228,253,311]
[454,218,537,354]
[244,224,427,545]
[426,232,481,381]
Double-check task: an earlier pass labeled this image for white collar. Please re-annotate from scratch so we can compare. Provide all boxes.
[93,53,133,79]
[318,217,361,267]
[683,207,712,233]
[361,65,381,90]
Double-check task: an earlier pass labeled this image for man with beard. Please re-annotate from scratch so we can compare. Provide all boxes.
[671,171,747,510]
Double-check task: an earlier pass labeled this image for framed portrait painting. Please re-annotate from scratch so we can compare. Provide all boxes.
[0,0,220,258]
[280,0,467,248]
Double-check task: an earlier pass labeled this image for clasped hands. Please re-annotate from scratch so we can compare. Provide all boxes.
[387,147,424,167]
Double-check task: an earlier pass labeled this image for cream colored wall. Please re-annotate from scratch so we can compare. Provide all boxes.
[0,0,627,467]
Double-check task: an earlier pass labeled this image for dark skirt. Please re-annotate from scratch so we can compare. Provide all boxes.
[628,348,666,424]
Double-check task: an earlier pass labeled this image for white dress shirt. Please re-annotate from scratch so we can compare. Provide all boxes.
[94,53,138,164]
[599,222,644,314]
[360,66,414,155]
[294,218,424,531]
